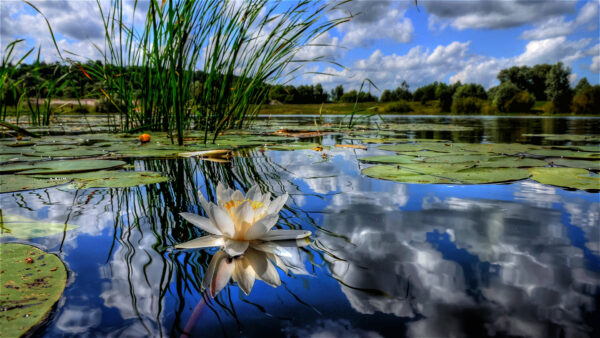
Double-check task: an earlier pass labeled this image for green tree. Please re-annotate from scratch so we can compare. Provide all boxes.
[574,77,591,95]
[330,85,344,102]
[572,85,600,114]
[453,83,487,100]
[529,64,551,100]
[545,62,573,113]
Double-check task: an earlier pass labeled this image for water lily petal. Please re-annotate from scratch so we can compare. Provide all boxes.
[231,190,244,202]
[251,241,294,257]
[210,253,234,297]
[267,253,288,275]
[233,257,255,295]
[179,212,222,235]
[245,248,281,287]
[224,239,249,257]
[245,185,261,202]
[175,235,224,249]
[244,213,279,240]
[217,183,234,207]
[202,250,226,291]
[198,192,211,213]
[210,204,235,237]
[267,193,288,214]
[259,229,311,241]
[261,192,272,208]
[231,201,254,234]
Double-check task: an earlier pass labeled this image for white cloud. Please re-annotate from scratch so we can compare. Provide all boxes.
[334,1,414,48]
[312,41,471,90]
[520,1,599,40]
[514,37,592,65]
[591,55,600,73]
[425,0,576,30]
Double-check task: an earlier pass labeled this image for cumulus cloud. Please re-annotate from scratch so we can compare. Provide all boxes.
[311,41,471,90]
[333,0,414,48]
[520,1,599,40]
[514,37,592,65]
[425,0,576,30]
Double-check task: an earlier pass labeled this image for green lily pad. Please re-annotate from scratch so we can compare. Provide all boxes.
[0,159,126,175]
[362,164,530,184]
[378,142,457,153]
[386,123,474,131]
[362,165,457,184]
[0,243,67,337]
[460,143,541,155]
[527,149,600,159]
[529,167,600,190]
[522,134,600,142]
[548,158,600,170]
[359,155,419,164]
[0,213,79,239]
[0,175,70,193]
[423,154,496,164]
[476,157,548,168]
[444,167,530,184]
[34,170,169,189]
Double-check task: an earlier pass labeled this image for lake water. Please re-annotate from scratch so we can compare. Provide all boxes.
[1,115,599,337]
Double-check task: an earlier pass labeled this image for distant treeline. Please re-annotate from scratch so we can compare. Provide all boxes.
[3,60,598,114]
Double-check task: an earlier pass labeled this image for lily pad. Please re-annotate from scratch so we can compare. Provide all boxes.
[359,155,419,164]
[460,143,541,155]
[362,164,530,184]
[378,142,456,153]
[34,171,170,189]
[0,243,67,337]
[0,159,126,175]
[527,149,600,160]
[362,165,457,184]
[548,158,600,171]
[522,134,600,142]
[0,213,79,239]
[386,123,474,131]
[0,175,70,193]
[529,167,600,191]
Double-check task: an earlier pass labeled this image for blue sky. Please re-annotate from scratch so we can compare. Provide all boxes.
[1,0,599,92]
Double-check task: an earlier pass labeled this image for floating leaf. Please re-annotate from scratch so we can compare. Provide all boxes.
[0,175,70,193]
[548,158,600,171]
[379,142,456,153]
[0,243,67,337]
[362,165,457,184]
[527,149,600,159]
[460,143,541,155]
[386,123,474,131]
[34,170,170,189]
[359,155,418,164]
[522,134,600,142]
[0,214,78,239]
[2,159,127,175]
[529,167,600,190]
[178,149,231,158]
[362,164,529,184]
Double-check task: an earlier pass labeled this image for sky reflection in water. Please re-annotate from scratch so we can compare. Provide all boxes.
[0,116,599,337]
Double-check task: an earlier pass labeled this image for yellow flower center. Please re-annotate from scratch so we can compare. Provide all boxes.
[224,199,265,212]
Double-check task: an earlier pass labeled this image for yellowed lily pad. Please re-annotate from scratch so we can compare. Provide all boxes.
[529,167,600,191]
[0,243,67,337]
[0,213,78,239]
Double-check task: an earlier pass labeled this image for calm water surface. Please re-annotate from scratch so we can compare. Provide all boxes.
[1,116,599,337]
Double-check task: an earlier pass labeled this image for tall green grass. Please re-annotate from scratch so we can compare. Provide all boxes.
[73,0,351,145]
[0,40,33,123]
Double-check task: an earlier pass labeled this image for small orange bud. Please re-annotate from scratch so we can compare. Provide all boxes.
[25,257,34,264]
[16,134,22,141]
[139,133,151,143]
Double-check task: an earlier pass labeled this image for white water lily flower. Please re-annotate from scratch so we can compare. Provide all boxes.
[175,183,312,296]
[202,239,310,297]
